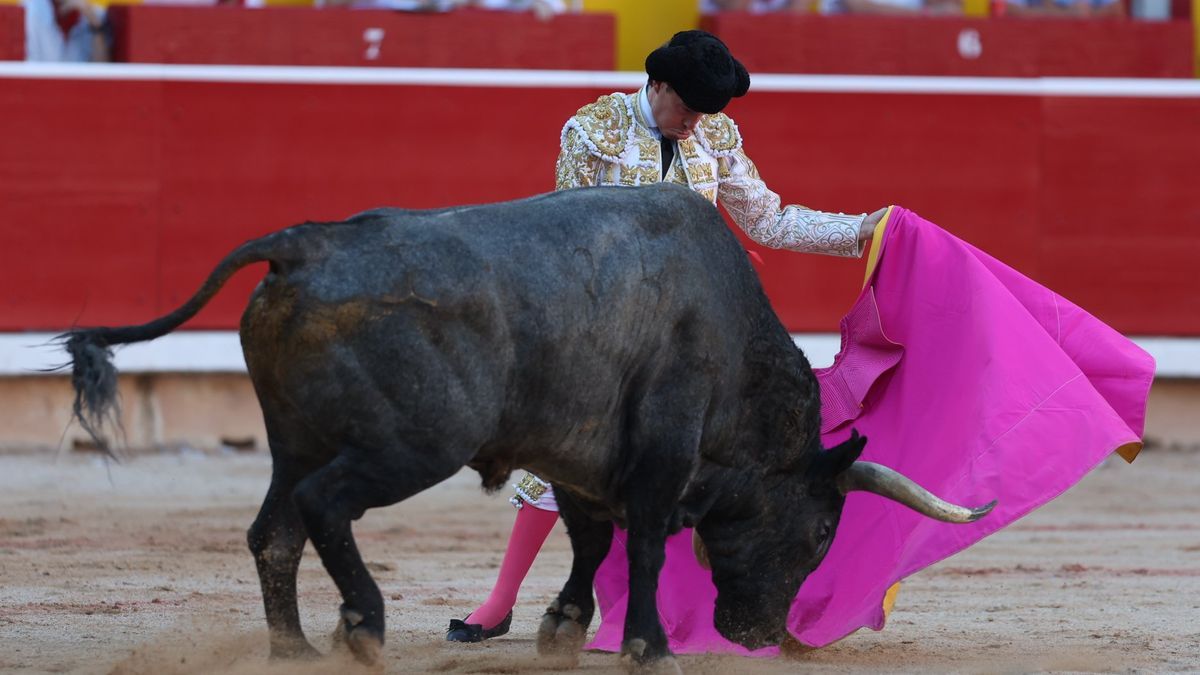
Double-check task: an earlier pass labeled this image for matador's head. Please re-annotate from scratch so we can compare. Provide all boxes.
[645,30,751,115]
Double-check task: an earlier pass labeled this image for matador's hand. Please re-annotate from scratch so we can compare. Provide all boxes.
[859,207,888,243]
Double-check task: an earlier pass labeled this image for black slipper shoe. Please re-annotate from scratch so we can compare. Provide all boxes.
[445,610,513,643]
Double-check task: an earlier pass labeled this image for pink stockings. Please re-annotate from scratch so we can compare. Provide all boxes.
[465,504,558,629]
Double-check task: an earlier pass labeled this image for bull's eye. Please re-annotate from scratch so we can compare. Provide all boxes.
[806,522,833,564]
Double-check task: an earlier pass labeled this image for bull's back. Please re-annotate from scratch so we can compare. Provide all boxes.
[317,185,759,354]
[449,185,765,385]
[240,185,768,459]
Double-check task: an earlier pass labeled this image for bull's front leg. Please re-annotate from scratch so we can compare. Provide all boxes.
[620,508,678,674]
[537,489,613,661]
[618,375,705,673]
[621,455,696,672]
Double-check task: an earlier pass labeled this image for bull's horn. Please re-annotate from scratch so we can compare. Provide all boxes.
[692,530,712,571]
[836,461,996,523]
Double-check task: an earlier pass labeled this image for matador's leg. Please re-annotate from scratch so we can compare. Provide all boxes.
[446,473,558,642]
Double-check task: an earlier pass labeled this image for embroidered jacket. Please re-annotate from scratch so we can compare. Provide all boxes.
[555,89,865,258]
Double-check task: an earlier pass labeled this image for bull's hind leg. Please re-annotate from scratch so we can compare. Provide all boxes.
[292,449,461,666]
[537,490,613,661]
[248,462,321,660]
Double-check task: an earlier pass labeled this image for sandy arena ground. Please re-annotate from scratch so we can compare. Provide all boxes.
[0,446,1197,675]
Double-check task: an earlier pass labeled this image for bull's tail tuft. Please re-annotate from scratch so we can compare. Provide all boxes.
[56,229,290,455]
[62,329,122,456]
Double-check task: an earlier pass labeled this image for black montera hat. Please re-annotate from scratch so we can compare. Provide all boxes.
[644,30,750,114]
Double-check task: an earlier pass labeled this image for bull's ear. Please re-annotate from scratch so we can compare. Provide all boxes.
[815,429,867,477]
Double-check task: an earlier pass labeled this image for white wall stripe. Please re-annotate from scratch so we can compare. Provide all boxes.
[1,332,1195,377]
[2,332,248,374]
[1,63,1199,98]
[0,63,647,87]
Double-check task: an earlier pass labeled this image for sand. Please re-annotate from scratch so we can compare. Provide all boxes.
[0,447,1197,674]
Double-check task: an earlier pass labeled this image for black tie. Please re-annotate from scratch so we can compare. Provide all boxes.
[661,136,674,180]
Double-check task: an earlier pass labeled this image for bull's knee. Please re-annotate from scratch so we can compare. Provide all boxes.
[247,518,303,564]
[247,520,275,558]
[250,538,299,570]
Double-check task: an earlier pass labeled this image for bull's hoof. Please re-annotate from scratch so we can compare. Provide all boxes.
[536,600,586,662]
[779,632,817,659]
[330,608,384,668]
[618,640,681,675]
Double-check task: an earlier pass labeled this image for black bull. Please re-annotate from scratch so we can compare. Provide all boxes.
[62,184,993,670]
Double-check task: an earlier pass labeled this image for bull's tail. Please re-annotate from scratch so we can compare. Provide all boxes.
[61,231,292,453]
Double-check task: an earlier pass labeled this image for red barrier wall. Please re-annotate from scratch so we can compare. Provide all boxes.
[108,6,615,69]
[1,71,1197,335]
[0,6,23,62]
[703,14,1195,78]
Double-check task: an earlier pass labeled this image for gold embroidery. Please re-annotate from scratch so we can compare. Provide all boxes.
[696,113,742,155]
[511,472,551,509]
[555,128,600,191]
[677,139,706,190]
[676,138,719,195]
[688,162,715,185]
[572,94,630,161]
[677,138,700,160]
[637,140,658,163]
[718,157,732,180]
[555,161,569,191]
[619,164,639,186]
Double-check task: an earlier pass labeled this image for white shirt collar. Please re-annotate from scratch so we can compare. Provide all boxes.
[638,85,662,139]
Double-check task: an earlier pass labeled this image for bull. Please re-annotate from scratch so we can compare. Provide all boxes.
[63,184,993,671]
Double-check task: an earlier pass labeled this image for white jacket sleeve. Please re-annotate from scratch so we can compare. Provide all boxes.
[717,149,865,258]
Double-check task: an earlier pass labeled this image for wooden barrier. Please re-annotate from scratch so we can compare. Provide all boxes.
[107,6,615,69]
[703,14,1195,78]
[0,4,22,61]
[1,66,1197,335]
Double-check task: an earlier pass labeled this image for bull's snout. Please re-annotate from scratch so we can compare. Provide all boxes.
[713,603,787,650]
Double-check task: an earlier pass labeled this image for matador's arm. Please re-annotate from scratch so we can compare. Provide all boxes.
[717,149,866,258]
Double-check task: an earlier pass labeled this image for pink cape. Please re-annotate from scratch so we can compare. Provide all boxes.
[586,207,1154,655]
